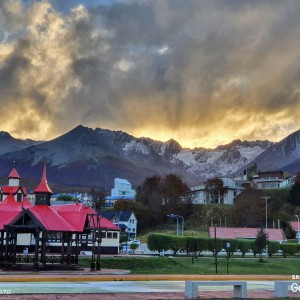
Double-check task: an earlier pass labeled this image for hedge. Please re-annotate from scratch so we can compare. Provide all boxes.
[280,243,299,257]
[147,233,288,257]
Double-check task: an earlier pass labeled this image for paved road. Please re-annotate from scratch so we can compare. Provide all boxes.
[0,280,276,295]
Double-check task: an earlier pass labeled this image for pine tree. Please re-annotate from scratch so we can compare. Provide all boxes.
[254,227,268,262]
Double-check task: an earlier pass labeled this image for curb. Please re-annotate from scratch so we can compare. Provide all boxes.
[0,273,291,282]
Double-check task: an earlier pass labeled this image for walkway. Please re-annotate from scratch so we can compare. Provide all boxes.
[0,269,298,299]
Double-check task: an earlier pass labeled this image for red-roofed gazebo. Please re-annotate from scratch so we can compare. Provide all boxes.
[0,165,120,271]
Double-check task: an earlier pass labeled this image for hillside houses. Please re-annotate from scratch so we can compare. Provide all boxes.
[190,164,295,205]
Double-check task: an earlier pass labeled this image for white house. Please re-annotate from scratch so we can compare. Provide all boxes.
[111,178,136,198]
[190,177,240,205]
[99,210,138,240]
[105,178,136,207]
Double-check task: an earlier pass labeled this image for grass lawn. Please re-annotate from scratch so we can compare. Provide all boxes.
[79,256,300,275]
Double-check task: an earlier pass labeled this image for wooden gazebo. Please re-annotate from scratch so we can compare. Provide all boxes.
[0,164,119,271]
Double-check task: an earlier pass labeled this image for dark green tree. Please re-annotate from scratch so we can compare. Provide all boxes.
[57,195,75,202]
[114,200,156,231]
[136,175,162,213]
[288,172,300,206]
[254,227,268,262]
[136,174,191,227]
[204,177,227,204]
[161,173,190,215]
[230,189,265,227]
[90,188,106,209]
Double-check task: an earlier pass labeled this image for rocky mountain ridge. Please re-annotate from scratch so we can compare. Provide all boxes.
[0,125,298,189]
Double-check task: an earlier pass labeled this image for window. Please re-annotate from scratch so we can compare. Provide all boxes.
[107,232,112,239]
[17,193,22,202]
[113,232,118,239]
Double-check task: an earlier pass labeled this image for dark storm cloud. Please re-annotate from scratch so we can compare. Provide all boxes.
[1,0,300,147]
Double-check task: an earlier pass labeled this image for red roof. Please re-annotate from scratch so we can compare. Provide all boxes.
[0,194,32,230]
[1,186,27,196]
[29,205,78,231]
[209,227,287,242]
[0,165,119,233]
[290,221,299,231]
[0,197,119,232]
[52,203,120,231]
[0,211,20,230]
[8,167,20,179]
[34,163,53,194]
[2,186,20,194]
[1,193,32,209]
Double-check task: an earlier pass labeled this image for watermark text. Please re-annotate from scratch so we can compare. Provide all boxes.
[0,289,12,294]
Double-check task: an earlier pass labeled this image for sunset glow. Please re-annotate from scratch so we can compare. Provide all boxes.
[0,1,300,148]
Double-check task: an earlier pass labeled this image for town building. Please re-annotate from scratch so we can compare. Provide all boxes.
[0,164,120,270]
[209,227,287,243]
[190,164,295,205]
[99,210,138,240]
[105,178,136,207]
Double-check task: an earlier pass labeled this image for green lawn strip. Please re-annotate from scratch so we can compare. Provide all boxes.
[79,256,300,275]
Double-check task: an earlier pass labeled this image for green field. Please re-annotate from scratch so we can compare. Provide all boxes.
[79,256,300,275]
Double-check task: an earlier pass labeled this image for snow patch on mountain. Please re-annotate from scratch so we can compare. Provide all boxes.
[165,141,272,181]
[123,140,151,155]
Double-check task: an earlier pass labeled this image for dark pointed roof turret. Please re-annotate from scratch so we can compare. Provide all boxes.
[34,163,53,194]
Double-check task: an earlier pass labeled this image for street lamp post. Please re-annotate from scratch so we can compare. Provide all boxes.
[216,214,222,238]
[295,214,300,244]
[262,196,271,258]
[167,214,179,236]
[167,214,185,236]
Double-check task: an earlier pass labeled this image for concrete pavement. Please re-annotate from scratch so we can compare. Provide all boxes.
[0,268,292,282]
[0,269,298,299]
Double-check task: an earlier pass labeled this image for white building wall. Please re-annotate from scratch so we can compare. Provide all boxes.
[111,178,136,198]
[9,178,19,186]
[190,178,238,205]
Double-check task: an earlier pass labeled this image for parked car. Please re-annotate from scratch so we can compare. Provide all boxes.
[128,239,141,246]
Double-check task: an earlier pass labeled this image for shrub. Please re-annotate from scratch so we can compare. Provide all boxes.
[186,237,197,255]
[208,237,223,256]
[237,239,252,257]
[170,236,186,255]
[147,234,171,252]
[130,244,139,251]
[196,237,209,255]
[280,243,298,257]
[267,241,280,257]
[222,239,239,257]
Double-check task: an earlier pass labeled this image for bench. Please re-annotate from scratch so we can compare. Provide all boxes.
[274,281,298,298]
[185,281,247,299]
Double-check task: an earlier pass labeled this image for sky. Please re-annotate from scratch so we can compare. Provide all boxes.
[0,0,300,148]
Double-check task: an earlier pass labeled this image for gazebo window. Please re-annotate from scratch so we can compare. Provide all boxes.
[17,193,22,202]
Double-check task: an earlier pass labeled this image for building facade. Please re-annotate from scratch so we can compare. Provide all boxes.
[105,178,136,207]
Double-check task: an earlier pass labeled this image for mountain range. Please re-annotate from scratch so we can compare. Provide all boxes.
[0,125,299,191]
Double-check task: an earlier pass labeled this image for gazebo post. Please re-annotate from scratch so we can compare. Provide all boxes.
[75,233,79,264]
[61,233,65,264]
[90,229,96,271]
[66,233,72,264]
[4,227,10,269]
[0,231,3,263]
[12,231,17,264]
[95,230,103,270]
[34,228,40,271]
[41,231,47,266]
